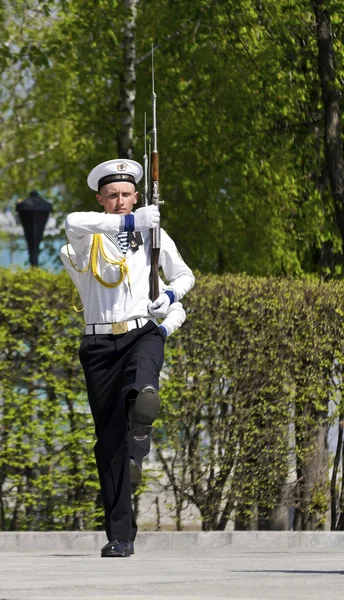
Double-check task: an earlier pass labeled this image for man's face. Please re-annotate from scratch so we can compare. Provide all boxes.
[96,181,138,215]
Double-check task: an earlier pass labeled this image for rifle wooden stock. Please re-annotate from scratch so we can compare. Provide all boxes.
[150,247,160,300]
[151,151,159,182]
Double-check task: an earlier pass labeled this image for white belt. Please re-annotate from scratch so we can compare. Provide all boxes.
[85,317,149,336]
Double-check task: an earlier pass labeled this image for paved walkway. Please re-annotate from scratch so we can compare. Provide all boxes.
[0,533,343,599]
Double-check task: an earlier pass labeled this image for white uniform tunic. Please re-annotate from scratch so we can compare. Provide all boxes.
[60,211,195,335]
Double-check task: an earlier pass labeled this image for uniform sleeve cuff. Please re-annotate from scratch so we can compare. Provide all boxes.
[165,291,175,305]
[124,214,135,232]
[158,325,168,339]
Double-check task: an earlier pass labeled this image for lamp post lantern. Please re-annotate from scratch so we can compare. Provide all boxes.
[16,191,53,267]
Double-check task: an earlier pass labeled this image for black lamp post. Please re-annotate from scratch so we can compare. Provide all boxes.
[16,191,53,267]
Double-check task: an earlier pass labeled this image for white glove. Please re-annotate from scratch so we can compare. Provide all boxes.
[148,293,171,318]
[134,205,160,231]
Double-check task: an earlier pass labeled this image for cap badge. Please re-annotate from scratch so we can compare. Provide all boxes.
[117,162,127,172]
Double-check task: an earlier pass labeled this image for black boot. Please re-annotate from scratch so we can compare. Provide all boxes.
[128,385,160,441]
[101,540,131,558]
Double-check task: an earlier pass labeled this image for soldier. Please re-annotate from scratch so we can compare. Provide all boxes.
[60,159,194,557]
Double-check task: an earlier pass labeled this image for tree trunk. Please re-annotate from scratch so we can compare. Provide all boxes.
[258,498,289,531]
[294,404,329,530]
[216,496,234,531]
[155,446,185,531]
[117,0,138,158]
[155,496,161,531]
[331,413,343,529]
[336,419,344,529]
[313,1,344,246]
[0,481,4,530]
[9,484,23,531]
[234,503,256,531]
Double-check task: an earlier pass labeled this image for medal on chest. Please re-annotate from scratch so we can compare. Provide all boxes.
[128,232,143,252]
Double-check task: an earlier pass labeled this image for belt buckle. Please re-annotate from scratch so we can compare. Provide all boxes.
[112,321,128,335]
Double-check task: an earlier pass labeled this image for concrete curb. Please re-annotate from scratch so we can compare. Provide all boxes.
[1,531,344,553]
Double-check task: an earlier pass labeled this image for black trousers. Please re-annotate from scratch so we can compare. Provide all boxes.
[79,320,164,541]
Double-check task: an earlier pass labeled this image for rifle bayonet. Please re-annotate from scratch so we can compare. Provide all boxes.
[143,112,149,207]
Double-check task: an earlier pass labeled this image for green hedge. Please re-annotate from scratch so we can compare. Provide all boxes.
[0,268,99,531]
[0,268,344,531]
[156,275,344,530]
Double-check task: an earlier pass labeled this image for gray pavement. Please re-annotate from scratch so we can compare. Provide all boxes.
[0,532,344,599]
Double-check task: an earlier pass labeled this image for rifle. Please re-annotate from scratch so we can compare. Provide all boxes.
[146,46,163,300]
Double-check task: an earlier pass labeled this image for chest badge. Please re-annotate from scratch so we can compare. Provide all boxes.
[128,232,143,252]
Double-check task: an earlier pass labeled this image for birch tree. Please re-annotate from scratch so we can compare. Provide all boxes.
[117,0,139,158]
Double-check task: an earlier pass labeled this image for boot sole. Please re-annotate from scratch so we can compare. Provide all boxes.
[101,550,130,557]
[129,385,160,440]
[101,546,131,557]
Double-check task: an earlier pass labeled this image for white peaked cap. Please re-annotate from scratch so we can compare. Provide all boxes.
[87,159,143,191]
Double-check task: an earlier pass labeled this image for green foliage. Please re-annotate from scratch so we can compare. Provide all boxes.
[0,267,102,530]
[155,273,344,530]
[1,269,344,530]
[2,1,344,275]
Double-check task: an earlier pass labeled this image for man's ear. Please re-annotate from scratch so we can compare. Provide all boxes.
[134,191,139,204]
[96,194,103,207]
